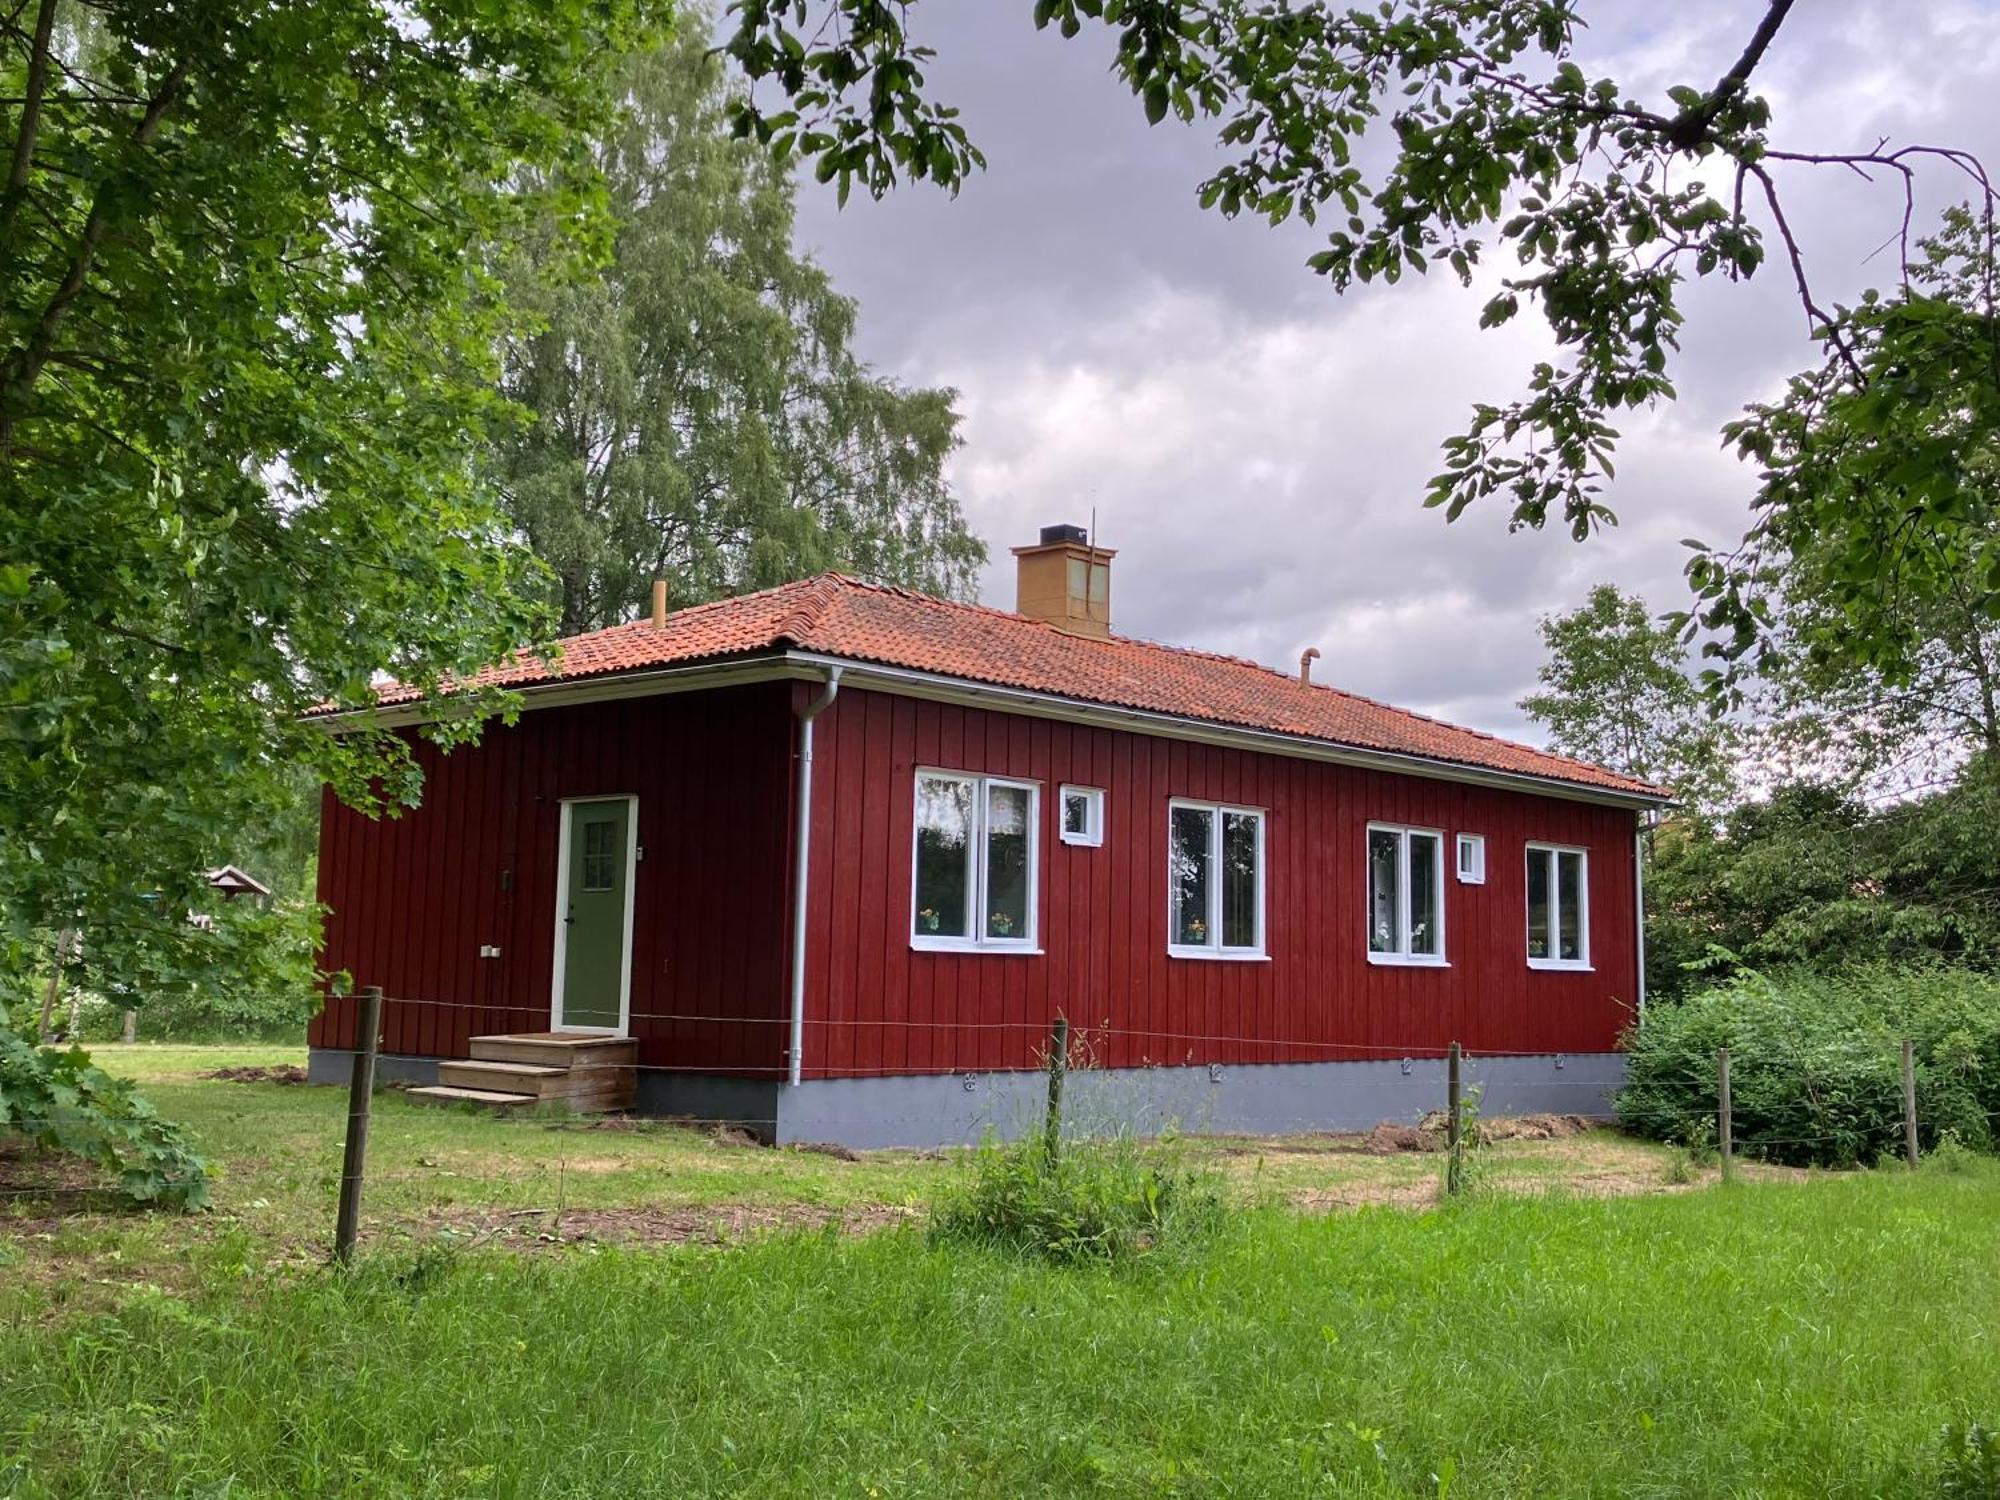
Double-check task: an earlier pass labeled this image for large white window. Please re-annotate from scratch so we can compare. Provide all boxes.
[911,771,1039,951]
[1526,843,1590,969]
[1168,800,1265,959]
[1367,823,1446,965]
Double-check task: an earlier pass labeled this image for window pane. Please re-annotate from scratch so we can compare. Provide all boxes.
[1170,806,1213,946]
[1409,832,1440,956]
[1527,849,1551,959]
[1368,829,1400,953]
[1221,812,1259,949]
[1088,562,1110,606]
[1557,850,1585,961]
[913,777,972,938]
[984,784,1032,940]
[1063,790,1089,836]
[582,819,617,891]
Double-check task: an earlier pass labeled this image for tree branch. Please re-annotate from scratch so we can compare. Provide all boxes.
[0,55,189,454]
[1666,0,1797,149]
[1,0,60,235]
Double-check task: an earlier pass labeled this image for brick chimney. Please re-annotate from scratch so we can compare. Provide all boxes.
[1013,524,1114,638]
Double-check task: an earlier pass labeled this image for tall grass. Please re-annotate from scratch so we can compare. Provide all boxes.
[928,1129,1225,1263]
[3,1167,1997,1496]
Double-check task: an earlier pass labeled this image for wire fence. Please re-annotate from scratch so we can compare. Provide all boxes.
[5,990,1987,1229]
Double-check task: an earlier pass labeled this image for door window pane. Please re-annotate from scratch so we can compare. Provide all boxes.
[984,783,1032,940]
[1408,832,1440,957]
[913,776,973,938]
[1221,811,1259,949]
[581,819,618,891]
[1557,850,1585,962]
[1170,805,1213,947]
[1368,829,1400,954]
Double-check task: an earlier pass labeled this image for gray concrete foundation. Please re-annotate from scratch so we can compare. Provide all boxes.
[306,1047,440,1089]
[307,1048,1622,1150]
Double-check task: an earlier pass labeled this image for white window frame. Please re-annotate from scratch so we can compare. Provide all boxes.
[1456,832,1486,885]
[1366,822,1449,967]
[1058,784,1105,847]
[1526,841,1592,971]
[1166,799,1268,961]
[909,769,1041,954]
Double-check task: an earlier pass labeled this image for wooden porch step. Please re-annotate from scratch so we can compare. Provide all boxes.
[438,1059,622,1103]
[406,1085,539,1109]
[468,1033,638,1069]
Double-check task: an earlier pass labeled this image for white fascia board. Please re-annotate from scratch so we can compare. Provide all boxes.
[780,652,1671,812]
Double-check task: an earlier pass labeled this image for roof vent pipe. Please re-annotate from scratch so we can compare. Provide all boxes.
[650,578,668,629]
[1298,647,1321,686]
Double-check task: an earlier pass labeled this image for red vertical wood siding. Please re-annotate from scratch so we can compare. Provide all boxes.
[313,675,1642,1082]
[310,683,795,1073]
[797,686,1641,1079]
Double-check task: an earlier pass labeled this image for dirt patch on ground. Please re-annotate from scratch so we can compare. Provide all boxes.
[201,1064,309,1085]
[417,1201,918,1249]
[1477,1113,1599,1142]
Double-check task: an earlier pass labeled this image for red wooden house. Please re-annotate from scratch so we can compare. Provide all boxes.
[309,526,1667,1145]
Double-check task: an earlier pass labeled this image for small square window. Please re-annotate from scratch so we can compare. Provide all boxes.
[1456,833,1486,884]
[1059,785,1104,846]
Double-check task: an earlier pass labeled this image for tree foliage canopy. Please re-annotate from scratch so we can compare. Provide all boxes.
[1692,206,2000,788]
[495,23,985,634]
[724,0,1993,563]
[1,0,665,1017]
[1519,583,1736,814]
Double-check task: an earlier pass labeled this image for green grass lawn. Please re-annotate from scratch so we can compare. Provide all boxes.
[4,1045,1719,1296]
[3,1163,1995,1497]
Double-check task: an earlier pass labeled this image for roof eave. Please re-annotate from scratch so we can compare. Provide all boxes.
[781,651,1672,810]
[306,644,1668,809]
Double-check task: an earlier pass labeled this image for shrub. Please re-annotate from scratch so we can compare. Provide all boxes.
[1619,966,2000,1168]
[929,1130,1225,1264]
[0,1019,210,1209]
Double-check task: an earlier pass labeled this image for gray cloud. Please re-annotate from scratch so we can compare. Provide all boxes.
[779,0,2000,744]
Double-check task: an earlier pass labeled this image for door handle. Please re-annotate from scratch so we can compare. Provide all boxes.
[565,905,575,926]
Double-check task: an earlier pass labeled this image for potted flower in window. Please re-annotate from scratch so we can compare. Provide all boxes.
[918,907,941,932]
[989,911,1016,937]
[1186,917,1206,942]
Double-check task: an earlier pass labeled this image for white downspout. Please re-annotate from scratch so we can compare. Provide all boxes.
[1634,817,1651,1022]
[788,666,842,1086]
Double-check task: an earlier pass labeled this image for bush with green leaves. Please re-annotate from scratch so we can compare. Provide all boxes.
[1619,966,2000,1168]
[929,1131,1225,1265]
[0,1023,209,1209]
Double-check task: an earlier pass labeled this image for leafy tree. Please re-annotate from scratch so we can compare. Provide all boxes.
[1693,206,2000,792]
[1520,584,1736,813]
[496,26,984,634]
[722,0,1994,560]
[2,0,665,1195]
[1644,763,2000,1002]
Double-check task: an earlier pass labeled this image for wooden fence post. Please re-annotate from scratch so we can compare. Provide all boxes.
[1901,1037,1919,1170]
[1043,1015,1069,1165]
[1446,1041,1464,1197]
[333,986,384,1265]
[1717,1046,1733,1183]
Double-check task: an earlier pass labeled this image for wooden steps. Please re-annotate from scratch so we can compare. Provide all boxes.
[407,1033,637,1114]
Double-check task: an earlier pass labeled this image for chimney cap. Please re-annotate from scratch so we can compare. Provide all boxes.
[1012,523,1115,559]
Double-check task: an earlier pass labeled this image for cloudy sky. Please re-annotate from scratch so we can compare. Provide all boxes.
[777,0,2000,744]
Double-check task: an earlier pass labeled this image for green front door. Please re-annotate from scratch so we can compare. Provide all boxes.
[559,798,631,1031]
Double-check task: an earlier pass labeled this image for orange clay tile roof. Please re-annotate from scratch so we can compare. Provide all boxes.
[363,573,1666,800]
